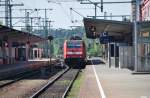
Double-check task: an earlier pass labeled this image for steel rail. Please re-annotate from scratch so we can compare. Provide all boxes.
[62,69,80,98]
[30,67,70,98]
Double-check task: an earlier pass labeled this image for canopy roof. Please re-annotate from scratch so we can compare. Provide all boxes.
[84,18,132,43]
[0,25,45,44]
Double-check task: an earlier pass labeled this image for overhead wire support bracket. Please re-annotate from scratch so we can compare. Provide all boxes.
[80,0,103,18]
[81,0,102,9]
[2,0,24,27]
[87,15,131,18]
[0,3,24,6]
[80,0,135,4]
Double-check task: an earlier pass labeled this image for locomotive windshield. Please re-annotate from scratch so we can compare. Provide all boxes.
[67,41,82,48]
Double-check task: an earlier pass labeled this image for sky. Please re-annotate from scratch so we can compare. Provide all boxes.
[0,0,131,29]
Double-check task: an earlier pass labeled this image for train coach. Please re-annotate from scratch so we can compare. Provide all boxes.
[63,39,86,68]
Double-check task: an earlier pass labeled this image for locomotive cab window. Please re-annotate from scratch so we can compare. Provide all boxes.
[67,41,82,48]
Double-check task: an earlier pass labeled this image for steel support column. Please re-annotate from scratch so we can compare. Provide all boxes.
[8,41,12,64]
[114,43,116,67]
[94,3,97,19]
[26,43,29,61]
[134,0,140,72]
[108,43,111,68]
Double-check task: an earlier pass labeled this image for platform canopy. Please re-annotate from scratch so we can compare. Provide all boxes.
[0,25,45,44]
[84,18,132,43]
[140,21,150,32]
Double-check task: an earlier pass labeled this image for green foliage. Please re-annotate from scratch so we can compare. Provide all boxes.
[87,40,102,57]
[33,26,102,57]
[49,27,85,56]
[66,72,83,98]
[0,21,3,25]
[50,41,54,56]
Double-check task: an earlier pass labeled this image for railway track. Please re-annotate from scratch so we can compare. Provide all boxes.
[0,62,63,89]
[0,69,40,88]
[30,68,80,98]
[0,67,67,98]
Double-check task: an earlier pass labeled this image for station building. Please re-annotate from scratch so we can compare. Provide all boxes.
[0,25,45,65]
[84,0,150,72]
[141,0,150,21]
[137,0,150,71]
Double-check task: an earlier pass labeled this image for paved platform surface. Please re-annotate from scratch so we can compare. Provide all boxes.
[78,65,101,98]
[78,58,150,98]
[95,64,150,98]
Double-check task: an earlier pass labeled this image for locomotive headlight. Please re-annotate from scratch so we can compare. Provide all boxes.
[67,52,82,54]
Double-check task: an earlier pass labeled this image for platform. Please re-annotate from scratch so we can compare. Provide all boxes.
[78,58,150,98]
[78,64,101,98]
[0,60,48,79]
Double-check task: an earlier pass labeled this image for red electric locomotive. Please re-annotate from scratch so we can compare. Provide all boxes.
[63,39,86,68]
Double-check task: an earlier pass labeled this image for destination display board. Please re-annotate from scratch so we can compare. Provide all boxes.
[99,32,114,44]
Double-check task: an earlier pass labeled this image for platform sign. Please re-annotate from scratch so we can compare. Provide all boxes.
[99,32,113,44]
[101,32,108,36]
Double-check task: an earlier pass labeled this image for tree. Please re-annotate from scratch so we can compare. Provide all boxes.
[0,21,3,25]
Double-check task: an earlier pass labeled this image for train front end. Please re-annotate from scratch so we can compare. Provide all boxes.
[64,40,86,68]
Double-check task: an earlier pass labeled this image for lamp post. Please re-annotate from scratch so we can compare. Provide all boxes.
[48,35,53,67]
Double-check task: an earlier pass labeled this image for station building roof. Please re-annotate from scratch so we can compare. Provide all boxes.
[0,25,45,44]
[84,18,132,43]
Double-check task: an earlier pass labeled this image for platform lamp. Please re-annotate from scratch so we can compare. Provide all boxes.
[48,35,53,68]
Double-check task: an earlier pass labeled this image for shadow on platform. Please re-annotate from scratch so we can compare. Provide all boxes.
[86,59,105,65]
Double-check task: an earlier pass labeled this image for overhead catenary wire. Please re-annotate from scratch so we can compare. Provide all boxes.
[48,0,84,29]
[69,7,85,28]
[48,0,74,25]
[58,3,72,21]
[47,0,81,2]
[70,8,85,18]
[12,9,39,26]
